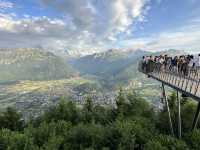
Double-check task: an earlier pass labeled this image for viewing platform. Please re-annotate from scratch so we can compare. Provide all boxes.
[138,60,200,136]
[138,61,200,101]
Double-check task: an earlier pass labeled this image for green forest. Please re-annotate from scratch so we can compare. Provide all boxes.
[0,90,200,150]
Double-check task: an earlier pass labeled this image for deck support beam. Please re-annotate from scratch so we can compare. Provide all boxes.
[192,102,200,130]
[177,91,182,138]
[162,83,174,136]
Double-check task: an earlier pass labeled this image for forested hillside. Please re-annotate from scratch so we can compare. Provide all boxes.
[0,49,76,82]
[71,49,149,77]
[0,90,199,150]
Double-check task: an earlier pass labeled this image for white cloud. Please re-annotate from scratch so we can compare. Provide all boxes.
[0,0,150,55]
[146,25,200,53]
[39,0,150,53]
[0,0,13,9]
[120,19,200,53]
[0,14,72,50]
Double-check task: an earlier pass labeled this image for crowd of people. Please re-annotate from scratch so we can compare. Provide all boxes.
[141,54,200,76]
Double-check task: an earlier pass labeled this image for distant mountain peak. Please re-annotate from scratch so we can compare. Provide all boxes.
[65,48,150,58]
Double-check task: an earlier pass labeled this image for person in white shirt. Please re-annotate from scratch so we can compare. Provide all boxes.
[188,55,195,68]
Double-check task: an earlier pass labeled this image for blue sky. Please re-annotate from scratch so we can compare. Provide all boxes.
[0,0,200,55]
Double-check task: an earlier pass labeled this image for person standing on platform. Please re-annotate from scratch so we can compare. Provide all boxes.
[172,56,178,73]
[147,56,154,73]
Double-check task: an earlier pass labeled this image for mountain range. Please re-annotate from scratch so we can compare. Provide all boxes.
[0,48,76,83]
[0,48,186,88]
[69,49,150,88]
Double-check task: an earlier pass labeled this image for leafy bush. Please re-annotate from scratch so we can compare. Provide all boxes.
[0,107,24,131]
[144,135,188,150]
[184,129,200,150]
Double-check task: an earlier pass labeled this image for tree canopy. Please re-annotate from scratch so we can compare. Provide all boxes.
[0,90,199,150]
